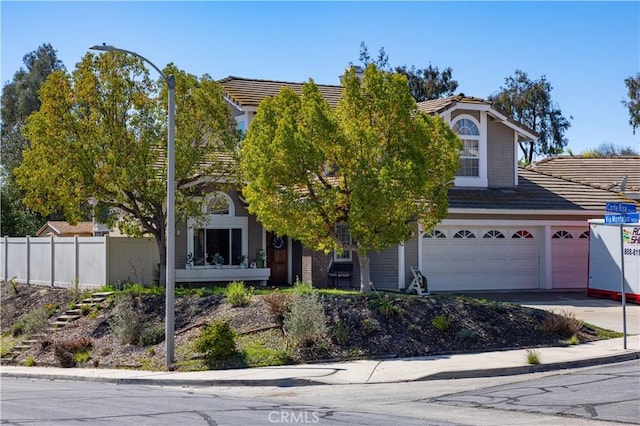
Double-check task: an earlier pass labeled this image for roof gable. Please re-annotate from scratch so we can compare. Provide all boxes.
[417,94,539,142]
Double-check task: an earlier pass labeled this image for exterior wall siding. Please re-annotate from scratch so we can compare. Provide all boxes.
[403,237,419,288]
[487,119,516,187]
[451,109,480,121]
[369,247,398,290]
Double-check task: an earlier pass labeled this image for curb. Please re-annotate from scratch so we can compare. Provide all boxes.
[2,352,639,388]
[417,351,640,381]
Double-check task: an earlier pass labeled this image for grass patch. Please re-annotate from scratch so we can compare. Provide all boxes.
[23,356,36,367]
[583,322,624,339]
[431,314,451,332]
[0,334,16,357]
[567,334,580,345]
[236,329,292,367]
[525,348,541,364]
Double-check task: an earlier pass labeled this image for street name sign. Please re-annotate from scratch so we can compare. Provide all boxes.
[605,202,637,214]
[604,213,640,224]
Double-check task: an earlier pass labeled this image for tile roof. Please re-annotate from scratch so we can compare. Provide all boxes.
[528,156,640,193]
[219,76,343,109]
[448,168,639,211]
[416,94,487,114]
[36,221,95,236]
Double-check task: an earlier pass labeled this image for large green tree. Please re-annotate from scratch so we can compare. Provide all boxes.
[14,51,239,282]
[240,65,460,292]
[359,42,458,101]
[1,43,66,236]
[489,70,571,164]
[623,73,640,134]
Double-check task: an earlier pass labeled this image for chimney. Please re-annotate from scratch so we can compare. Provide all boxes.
[340,64,364,84]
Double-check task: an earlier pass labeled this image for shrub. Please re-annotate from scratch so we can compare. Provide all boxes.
[525,348,541,365]
[362,317,380,335]
[11,307,51,337]
[431,314,450,332]
[369,293,403,317]
[459,328,478,342]
[194,320,237,363]
[139,324,165,346]
[23,356,36,367]
[80,304,92,316]
[283,292,328,348]
[53,337,93,368]
[225,281,252,307]
[263,291,291,326]
[544,310,583,338]
[333,319,349,343]
[109,294,144,345]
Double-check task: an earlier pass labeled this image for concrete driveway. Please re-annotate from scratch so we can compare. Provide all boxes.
[452,290,640,335]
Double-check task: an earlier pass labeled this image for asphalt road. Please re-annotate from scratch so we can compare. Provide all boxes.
[2,361,638,425]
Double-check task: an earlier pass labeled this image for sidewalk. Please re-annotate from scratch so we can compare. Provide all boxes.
[2,335,638,387]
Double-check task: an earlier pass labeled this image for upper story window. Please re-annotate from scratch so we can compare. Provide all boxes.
[205,192,232,215]
[452,118,480,177]
[334,223,352,262]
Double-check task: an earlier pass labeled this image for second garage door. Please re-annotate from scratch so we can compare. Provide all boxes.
[422,227,540,291]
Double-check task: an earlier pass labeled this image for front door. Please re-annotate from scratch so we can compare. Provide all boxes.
[267,232,288,285]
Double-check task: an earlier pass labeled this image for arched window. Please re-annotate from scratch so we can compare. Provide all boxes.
[453,229,476,239]
[452,117,480,177]
[552,230,573,239]
[204,192,233,216]
[512,230,534,239]
[483,230,505,239]
[424,230,446,239]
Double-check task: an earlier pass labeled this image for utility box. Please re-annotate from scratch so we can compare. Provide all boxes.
[588,220,640,304]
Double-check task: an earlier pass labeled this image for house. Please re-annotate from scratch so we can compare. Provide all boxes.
[173,75,639,292]
[36,221,110,237]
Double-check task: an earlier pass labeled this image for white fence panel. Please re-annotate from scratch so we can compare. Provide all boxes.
[1,236,158,288]
[78,237,107,286]
[52,237,80,287]
[4,238,27,283]
[28,237,54,286]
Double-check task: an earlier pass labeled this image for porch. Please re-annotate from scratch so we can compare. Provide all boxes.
[175,266,271,286]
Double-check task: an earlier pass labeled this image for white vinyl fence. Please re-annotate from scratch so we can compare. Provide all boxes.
[1,236,159,289]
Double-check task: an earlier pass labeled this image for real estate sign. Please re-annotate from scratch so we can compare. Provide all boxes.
[588,222,640,300]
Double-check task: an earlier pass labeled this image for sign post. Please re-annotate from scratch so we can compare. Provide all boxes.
[605,202,638,350]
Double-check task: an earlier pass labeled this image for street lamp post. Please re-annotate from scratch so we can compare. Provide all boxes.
[89,44,176,368]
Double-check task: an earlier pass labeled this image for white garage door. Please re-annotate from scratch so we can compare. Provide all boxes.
[422,227,539,291]
[551,227,589,289]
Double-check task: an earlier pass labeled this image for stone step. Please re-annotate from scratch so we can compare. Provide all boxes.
[13,345,31,351]
[82,298,103,304]
[51,321,69,328]
[65,309,82,315]
[56,314,81,321]
[21,339,39,345]
[91,292,114,298]
[1,352,17,359]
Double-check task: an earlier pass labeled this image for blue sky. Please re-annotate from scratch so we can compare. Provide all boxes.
[1,1,639,157]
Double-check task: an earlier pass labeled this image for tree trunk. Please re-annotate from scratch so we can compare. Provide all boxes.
[358,251,373,293]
